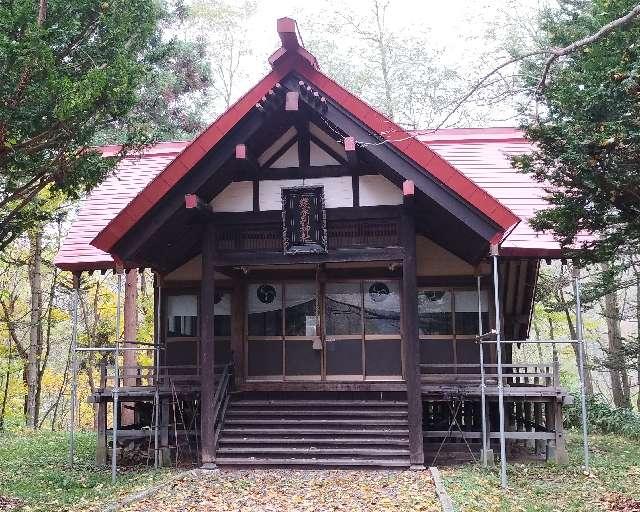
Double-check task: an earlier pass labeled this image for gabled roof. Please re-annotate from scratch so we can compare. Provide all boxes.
[54,127,562,271]
[90,17,519,257]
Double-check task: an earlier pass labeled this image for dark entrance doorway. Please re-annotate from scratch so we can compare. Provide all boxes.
[246,279,402,381]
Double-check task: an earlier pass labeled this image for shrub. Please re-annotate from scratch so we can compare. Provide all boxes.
[565,394,640,438]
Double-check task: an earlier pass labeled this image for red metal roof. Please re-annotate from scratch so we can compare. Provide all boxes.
[90,18,520,257]
[415,128,563,257]
[54,142,189,271]
[55,127,565,270]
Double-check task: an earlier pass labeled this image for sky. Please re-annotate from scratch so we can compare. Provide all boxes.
[188,0,550,127]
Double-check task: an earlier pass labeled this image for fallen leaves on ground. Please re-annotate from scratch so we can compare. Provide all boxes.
[601,492,640,512]
[0,496,23,512]
[120,469,440,512]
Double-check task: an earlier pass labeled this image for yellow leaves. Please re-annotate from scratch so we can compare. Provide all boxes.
[120,470,441,512]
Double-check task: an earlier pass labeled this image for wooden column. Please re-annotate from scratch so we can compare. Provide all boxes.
[122,268,138,426]
[401,180,425,469]
[200,223,217,465]
[96,402,107,465]
[230,275,245,386]
[553,400,569,463]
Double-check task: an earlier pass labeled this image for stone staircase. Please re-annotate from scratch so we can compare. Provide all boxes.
[215,396,411,467]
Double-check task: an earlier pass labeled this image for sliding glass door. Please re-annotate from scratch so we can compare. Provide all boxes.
[246,279,403,381]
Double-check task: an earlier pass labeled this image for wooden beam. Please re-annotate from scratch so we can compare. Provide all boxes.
[285,91,299,111]
[113,107,266,262]
[185,194,215,219]
[213,247,403,267]
[230,276,245,387]
[285,74,502,242]
[200,223,217,464]
[277,17,299,50]
[401,180,425,468]
[208,205,400,225]
[297,119,310,168]
[344,137,358,168]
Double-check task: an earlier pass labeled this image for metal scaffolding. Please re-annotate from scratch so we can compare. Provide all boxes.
[68,269,164,483]
[475,253,590,488]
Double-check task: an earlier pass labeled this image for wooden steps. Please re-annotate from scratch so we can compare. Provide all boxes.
[215,397,411,468]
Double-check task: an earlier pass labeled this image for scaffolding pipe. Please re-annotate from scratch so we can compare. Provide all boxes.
[573,267,590,472]
[68,274,80,466]
[112,271,123,484]
[492,252,508,488]
[477,275,489,467]
[154,275,161,469]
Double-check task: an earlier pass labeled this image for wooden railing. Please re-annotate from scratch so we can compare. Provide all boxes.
[419,362,557,387]
[101,362,227,389]
[212,363,232,458]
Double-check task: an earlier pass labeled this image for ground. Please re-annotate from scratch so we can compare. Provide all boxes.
[443,432,640,512]
[121,469,440,512]
[1,430,640,511]
[0,431,173,512]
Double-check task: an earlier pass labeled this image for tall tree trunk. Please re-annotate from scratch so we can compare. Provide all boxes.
[0,336,11,430]
[122,269,138,425]
[26,229,43,428]
[601,263,631,408]
[558,287,593,395]
[636,272,640,411]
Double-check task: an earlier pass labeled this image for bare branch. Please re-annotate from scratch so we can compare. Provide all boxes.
[538,3,640,90]
[436,51,546,129]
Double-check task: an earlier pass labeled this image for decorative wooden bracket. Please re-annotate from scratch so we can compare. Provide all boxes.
[298,80,328,114]
[185,194,215,219]
[235,144,259,173]
[255,82,286,113]
[344,137,358,168]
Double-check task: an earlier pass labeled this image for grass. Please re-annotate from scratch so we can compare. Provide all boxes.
[442,430,640,512]
[1,429,639,511]
[0,430,175,511]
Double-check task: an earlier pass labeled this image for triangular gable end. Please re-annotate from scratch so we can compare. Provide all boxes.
[92,17,519,260]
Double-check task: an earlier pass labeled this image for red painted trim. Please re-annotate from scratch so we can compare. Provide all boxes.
[92,55,294,253]
[93,20,519,257]
[285,91,299,111]
[235,144,247,159]
[295,64,520,232]
[344,137,356,152]
[278,18,298,50]
[185,194,198,209]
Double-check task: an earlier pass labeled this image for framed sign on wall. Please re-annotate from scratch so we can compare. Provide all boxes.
[281,185,328,255]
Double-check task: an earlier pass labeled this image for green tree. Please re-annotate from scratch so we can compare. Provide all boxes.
[0,0,211,250]
[514,0,640,262]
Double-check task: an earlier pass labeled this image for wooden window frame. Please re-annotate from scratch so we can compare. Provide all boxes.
[418,286,491,375]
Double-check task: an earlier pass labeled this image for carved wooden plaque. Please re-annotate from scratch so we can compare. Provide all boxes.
[281,186,327,255]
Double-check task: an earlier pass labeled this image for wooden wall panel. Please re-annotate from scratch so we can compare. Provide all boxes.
[359,175,402,206]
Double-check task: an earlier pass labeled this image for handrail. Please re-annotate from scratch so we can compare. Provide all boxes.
[211,363,233,460]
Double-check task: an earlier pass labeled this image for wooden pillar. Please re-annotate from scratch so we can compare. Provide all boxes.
[122,268,138,426]
[200,223,217,465]
[96,401,107,465]
[553,400,569,463]
[401,180,425,469]
[534,403,545,454]
[160,399,170,466]
[230,275,245,386]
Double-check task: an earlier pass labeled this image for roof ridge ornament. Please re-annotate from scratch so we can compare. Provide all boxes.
[268,17,319,70]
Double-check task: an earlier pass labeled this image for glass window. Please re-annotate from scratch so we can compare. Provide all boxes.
[364,281,400,335]
[285,283,317,336]
[214,290,231,337]
[167,295,198,337]
[325,282,362,336]
[454,290,490,335]
[418,290,452,335]
[248,283,283,337]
